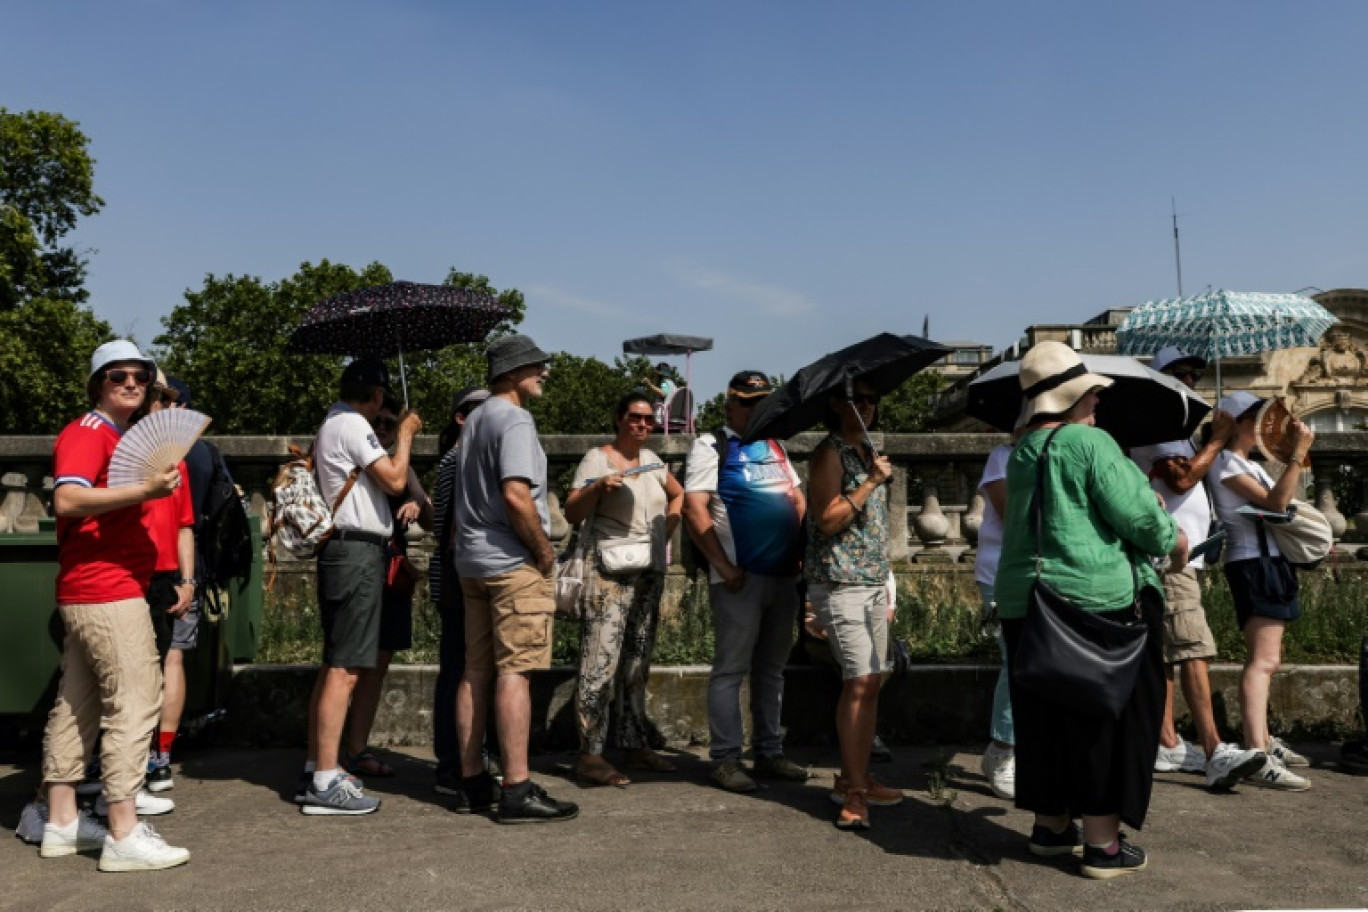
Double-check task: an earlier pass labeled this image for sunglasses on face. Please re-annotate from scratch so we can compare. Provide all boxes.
[624,413,654,425]
[1173,369,1203,383]
[105,368,152,386]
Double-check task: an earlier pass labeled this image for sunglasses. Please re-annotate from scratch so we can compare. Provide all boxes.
[105,368,152,386]
[1173,369,1203,383]
[372,417,399,432]
[850,394,881,406]
[624,413,654,425]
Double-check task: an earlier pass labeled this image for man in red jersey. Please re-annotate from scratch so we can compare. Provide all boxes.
[38,340,191,872]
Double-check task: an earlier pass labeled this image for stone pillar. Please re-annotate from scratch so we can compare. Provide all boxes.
[912,466,953,563]
[0,467,48,533]
[887,460,909,563]
[1312,462,1347,541]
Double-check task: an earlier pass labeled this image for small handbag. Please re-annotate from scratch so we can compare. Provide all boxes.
[554,513,595,621]
[386,546,417,598]
[598,539,654,573]
[1010,426,1150,720]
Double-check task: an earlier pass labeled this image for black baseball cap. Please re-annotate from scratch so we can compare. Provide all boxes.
[728,371,774,399]
[341,357,391,391]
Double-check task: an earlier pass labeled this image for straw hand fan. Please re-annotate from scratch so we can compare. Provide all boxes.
[107,409,212,487]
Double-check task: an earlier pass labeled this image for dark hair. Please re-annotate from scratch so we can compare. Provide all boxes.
[821,394,879,434]
[380,394,402,415]
[615,391,654,423]
[341,381,382,405]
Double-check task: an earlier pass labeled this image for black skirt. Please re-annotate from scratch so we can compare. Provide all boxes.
[1002,590,1165,830]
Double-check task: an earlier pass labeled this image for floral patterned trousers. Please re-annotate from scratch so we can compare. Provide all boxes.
[575,566,665,755]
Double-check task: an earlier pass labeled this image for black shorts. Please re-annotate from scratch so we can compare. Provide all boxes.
[317,537,385,668]
[1223,556,1301,628]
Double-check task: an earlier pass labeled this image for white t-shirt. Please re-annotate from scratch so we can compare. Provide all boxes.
[314,403,392,537]
[1131,439,1211,571]
[973,444,1012,586]
[1211,451,1282,562]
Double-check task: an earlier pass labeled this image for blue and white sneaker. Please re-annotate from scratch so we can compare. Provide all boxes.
[16,800,49,845]
[300,774,381,816]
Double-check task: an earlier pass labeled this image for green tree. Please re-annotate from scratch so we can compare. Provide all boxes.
[0,297,112,433]
[877,371,945,433]
[529,353,653,434]
[0,109,104,308]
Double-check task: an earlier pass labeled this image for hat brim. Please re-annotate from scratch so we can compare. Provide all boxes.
[729,388,773,400]
[1019,373,1113,423]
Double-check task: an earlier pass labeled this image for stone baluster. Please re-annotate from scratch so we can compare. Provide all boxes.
[886,456,909,564]
[1311,461,1347,542]
[912,464,953,563]
[960,460,987,552]
[0,465,50,533]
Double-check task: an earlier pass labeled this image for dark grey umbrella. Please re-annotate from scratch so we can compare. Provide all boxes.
[622,333,714,435]
[740,333,950,444]
[965,354,1211,447]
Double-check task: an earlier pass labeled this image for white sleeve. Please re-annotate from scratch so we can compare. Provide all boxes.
[341,413,387,472]
[684,435,719,493]
[979,444,1011,490]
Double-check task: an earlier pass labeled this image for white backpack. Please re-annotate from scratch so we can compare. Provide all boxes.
[268,444,359,561]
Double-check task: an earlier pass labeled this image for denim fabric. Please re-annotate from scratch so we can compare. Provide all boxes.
[707,573,800,762]
[978,582,1015,746]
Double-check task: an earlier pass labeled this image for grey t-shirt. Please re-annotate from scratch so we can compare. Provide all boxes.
[452,396,549,578]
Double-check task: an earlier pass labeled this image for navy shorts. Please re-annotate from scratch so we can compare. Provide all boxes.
[1223,556,1301,628]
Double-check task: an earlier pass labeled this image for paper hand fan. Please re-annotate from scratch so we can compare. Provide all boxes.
[107,409,212,487]
[1254,397,1305,470]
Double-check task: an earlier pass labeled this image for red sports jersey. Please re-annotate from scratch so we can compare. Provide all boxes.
[53,412,157,604]
[146,461,193,573]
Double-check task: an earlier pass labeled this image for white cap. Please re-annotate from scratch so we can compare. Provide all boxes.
[1216,390,1262,419]
[89,339,155,381]
[1150,346,1205,374]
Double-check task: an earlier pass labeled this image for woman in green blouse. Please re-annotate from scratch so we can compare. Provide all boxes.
[996,342,1188,880]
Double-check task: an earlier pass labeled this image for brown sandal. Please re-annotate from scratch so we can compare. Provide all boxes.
[625,749,677,773]
[576,757,631,788]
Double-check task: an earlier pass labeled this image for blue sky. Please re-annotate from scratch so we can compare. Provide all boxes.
[7,1,1368,401]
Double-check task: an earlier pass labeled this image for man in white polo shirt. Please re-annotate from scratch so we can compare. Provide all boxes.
[1130,347,1266,791]
[300,358,421,815]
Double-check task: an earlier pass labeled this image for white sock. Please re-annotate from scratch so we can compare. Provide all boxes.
[313,769,339,790]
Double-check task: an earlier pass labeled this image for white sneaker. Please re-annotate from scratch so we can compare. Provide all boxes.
[1204,743,1266,790]
[97,822,190,872]
[980,743,1016,800]
[1154,737,1206,773]
[95,789,175,817]
[1249,756,1311,792]
[15,800,49,845]
[1266,736,1310,768]
[38,812,109,857]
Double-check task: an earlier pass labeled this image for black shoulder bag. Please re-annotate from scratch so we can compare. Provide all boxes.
[1011,426,1149,720]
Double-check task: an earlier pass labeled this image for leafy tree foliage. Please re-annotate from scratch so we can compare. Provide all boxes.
[0,297,113,433]
[0,109,103,308]
[529,353,654,435]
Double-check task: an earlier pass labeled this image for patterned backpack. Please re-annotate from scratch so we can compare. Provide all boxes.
[268,444,359,561]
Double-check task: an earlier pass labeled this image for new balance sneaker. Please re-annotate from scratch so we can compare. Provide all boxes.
[146,761,174,793]
[495,781,579,824]
[1249,756,1311,791]
[1028,821,1083,858]
[294,770,363,804]
[710,759,758,794]
[752,754,810,782]
[38,813,109,857]
[830,774,905,807]
[1204,743,1266,790]
[95,790,175,817]
[1154,737,1206,774]
[980,743,1016,800]
[97,822,190,872]
[15,800,48,845]
[1266,736,1310,768]
[300,773,381,815]
[1080,835,1148,880]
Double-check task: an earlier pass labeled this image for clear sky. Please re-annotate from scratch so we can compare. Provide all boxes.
[6,1,1367,401]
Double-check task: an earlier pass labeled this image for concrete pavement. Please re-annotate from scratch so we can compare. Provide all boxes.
[2,742,1367,911]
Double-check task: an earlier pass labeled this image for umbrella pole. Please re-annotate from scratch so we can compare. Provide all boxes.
[398,347,410,409]
[684,350,694,435]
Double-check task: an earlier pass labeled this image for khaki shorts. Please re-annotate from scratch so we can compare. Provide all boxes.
[1161,567,1218,664]
[462,563,556,675]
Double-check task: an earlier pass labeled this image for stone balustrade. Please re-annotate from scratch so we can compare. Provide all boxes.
[5,432,1368,561]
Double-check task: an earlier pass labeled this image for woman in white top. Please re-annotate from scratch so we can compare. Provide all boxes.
[564,392,684,787]
[1210,392,1314,791]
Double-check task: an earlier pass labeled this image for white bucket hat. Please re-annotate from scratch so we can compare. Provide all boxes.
[89,339,155,382]
[1216,390,1263,420]
[1150,345,1206,375]
[1018,341,1114,424]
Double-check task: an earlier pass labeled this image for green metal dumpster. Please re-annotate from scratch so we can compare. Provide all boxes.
[220,519,263,663]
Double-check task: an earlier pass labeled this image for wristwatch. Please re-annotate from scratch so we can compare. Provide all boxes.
[175,577,199,587]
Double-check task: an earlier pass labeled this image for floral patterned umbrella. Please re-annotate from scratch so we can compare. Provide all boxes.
[286,281,510,403]
[1116,289,1336,395]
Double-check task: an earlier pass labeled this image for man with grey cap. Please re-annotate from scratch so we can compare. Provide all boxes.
[1130,346,1266,790]
[450,334,578,823]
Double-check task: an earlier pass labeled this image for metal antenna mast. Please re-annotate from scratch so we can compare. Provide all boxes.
[1172,196,1184,297]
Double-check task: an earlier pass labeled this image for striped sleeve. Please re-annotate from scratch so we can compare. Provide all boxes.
[427,448,460,604]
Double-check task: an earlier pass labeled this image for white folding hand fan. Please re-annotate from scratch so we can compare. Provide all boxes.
[107,409,212,487]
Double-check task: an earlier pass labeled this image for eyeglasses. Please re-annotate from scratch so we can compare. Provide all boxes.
[104,369,152,386]
[1173,369,1203,383]
[372,417,398,432]
[624,413,654,425]
[850,394,881,406]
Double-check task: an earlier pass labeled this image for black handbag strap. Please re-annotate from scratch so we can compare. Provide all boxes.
[1030,425,1141,602]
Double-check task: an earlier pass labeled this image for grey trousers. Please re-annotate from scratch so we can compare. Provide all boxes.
[707,572,800,762]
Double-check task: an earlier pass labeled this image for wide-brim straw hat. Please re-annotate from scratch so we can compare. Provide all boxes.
[1018,340,1114,423]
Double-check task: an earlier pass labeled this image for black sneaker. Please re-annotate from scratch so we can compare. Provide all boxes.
[434,769,463,797]
[496,781,579,824]
[146,762,174,793]
[1081,835,1148,880]
[1340,739,1368,775]
[1028,821,1083,857]
[451,772,500,815]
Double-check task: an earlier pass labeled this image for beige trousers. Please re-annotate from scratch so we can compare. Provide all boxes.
[42,597,162,802]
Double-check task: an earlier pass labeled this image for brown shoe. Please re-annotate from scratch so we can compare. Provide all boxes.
[835,787,870,830]
[831,774,904,807]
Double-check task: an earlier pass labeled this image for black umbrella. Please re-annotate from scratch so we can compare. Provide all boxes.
[740,333,951,444]
[965,354,1211,447]
[286,281,510,404]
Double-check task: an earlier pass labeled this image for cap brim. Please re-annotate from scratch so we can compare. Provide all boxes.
[729,389,772,399]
